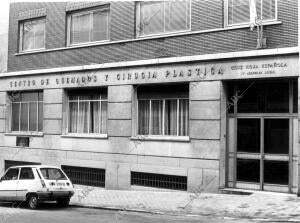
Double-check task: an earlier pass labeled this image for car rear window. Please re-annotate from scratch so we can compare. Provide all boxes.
[40,168,67,180]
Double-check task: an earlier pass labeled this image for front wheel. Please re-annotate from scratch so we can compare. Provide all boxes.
[56,198,70,207]
[27,194,39,209]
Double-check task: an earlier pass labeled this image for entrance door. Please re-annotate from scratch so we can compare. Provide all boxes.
[227,80,298,193]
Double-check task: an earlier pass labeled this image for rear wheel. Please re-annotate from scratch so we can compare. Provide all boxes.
[56,198,70,207]
[27,194,38,209]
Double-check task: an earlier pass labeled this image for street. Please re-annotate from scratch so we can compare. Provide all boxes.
[0,202,256,223]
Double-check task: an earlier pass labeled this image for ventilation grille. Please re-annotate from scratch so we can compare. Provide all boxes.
[61,165,105,187]
[131,171,187,191]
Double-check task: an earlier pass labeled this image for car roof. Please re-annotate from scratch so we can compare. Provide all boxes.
[7,165,61,169]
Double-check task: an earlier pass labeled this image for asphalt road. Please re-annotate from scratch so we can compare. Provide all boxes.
[0,202,256,223]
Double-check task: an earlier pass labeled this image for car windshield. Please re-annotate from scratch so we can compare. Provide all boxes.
[40,168,67,180]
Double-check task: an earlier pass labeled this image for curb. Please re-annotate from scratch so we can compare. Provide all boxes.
[69,203,165,215]
[69,203,300,222]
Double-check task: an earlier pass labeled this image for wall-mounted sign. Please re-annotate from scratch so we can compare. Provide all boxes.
[1,55,298,91]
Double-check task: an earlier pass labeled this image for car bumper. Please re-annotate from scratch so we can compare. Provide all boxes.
[37,190,74,201]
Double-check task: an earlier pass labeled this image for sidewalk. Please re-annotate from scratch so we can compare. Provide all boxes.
[70,185,300,221]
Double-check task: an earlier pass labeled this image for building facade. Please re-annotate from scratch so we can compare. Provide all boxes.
[0,0,299,193]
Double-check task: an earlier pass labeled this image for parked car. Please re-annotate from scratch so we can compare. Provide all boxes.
[0,165,74,209]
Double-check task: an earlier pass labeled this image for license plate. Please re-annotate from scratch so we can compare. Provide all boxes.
[56,182,65,186]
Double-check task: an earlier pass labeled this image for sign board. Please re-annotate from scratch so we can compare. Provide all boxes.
[1,55,298,91]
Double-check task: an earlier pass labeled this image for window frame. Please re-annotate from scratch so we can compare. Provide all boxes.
[137,97,189,137]
[136,0,191,38]
[66,6,110,47]
[224,0,278,27]
[66,90,108,136]
[9,91,43,133]
[18,17,46,53]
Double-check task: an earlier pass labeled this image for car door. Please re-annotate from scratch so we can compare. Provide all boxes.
[16,167,37,201]
[0,168,19,201]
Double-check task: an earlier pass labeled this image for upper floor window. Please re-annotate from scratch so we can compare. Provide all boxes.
[226,0,276,26]
[136,1,190,37]
[67,89,107,134]
[19,18,45,52]
[137,85,189,136]
[67,6,110,45]
[10,91,43,132]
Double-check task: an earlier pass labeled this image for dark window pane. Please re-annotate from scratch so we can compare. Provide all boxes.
[164,100,178,136]
[100,101,107,134]
[237,119,260,153]
[178,99,189,136]
[138,100,149,135]
[21,92,38,102]
[237,82,261,113]
[68,89,106,99]
[293,79,298,113]
[151,100,163,135]
[12,103,19,131]
[264,119,289,154]
[38,102,43,131]
[236,81,290,113]
[69,101,78,133]
[20,103,28,131]
[265,82,289,113]
[29,102,37,131]
[78,101,89,133]
[90,101,100,133]
[38,92,43,101]
[264,161,288,185]
[237,159,260,183]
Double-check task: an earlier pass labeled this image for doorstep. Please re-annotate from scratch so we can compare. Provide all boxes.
[220,188,253,195]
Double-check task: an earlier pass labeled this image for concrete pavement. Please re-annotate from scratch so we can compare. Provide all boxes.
[70,185,300,222]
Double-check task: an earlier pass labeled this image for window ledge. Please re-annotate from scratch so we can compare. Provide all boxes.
[130,135,190,142]
[61,134,108,139]
[225,20,282,30]
[5,132,44,137]
[67,40,110,48]
[18,48,46,55]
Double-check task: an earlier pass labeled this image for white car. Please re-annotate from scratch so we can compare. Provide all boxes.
[0,165,74,209]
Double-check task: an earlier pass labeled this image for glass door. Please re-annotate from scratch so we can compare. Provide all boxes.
[227,79,298,193]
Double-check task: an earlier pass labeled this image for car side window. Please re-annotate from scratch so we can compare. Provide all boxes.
[19,168,35,180]
[2,168,19,181]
